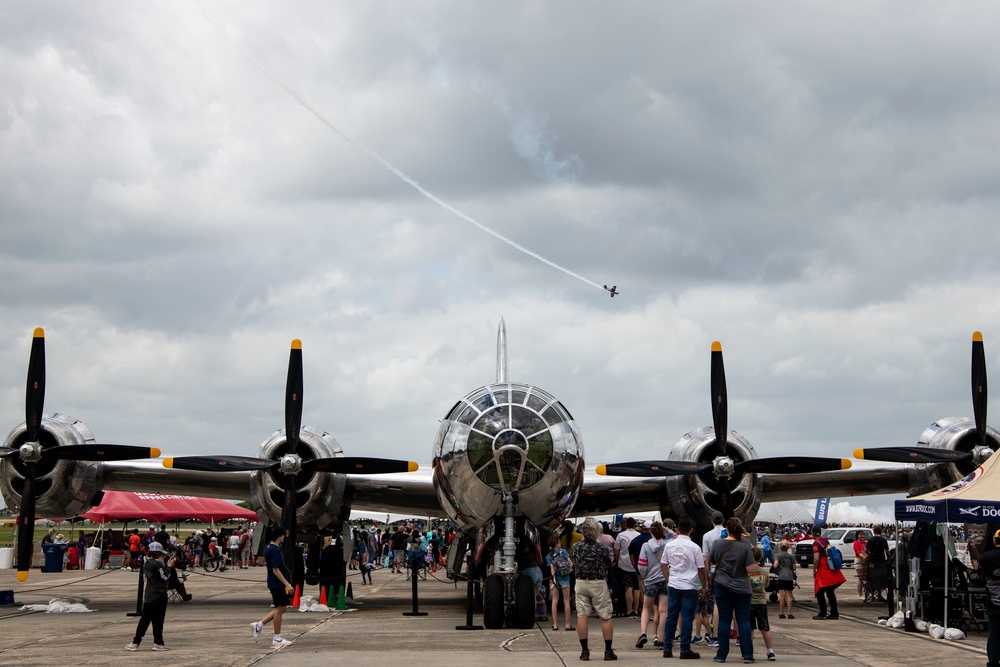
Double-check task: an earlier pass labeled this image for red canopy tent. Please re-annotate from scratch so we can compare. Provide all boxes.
[81,491,258,524]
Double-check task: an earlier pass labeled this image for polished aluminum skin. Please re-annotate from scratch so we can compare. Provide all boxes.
[433,381,584,530]
[0,413,102,518]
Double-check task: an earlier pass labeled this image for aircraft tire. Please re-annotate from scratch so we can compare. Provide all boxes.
[483,574,505,629]
[513,574,535,629]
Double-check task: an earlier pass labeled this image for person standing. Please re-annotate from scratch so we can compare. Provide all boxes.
[977,529,1000,667]
[811,526,846,620]
[547,534,574,631]
[126,541,175,651]
[572,518,617,661]
[660,516,707,660]
[853,530,869,600]
[774,541,796,619]
[250,528,294,647]
[634,521,667,649]
[710,517,757,664]
[761,530,774,567]
[613,517,640,618]
[701,511,725,647]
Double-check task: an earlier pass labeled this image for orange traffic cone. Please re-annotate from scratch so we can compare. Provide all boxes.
[292,584,301,607]
[318,585,328,606]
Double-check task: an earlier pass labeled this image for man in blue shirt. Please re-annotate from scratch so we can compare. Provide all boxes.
[250,527,295,647]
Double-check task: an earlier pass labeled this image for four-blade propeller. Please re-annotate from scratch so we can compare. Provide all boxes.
[0,329,161,582]
[854,331,992,465]
[163,339,417,564]
[597,341,850,520]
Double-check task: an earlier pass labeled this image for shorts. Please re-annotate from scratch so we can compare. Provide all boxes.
[393,549,405,563]
[643,580,668,599]
[696,589,714,616]
[616,568,639,589]
[777,580,794,591]
[269,586,290,607]
[524,566,543,589]
[553,575,571,590]
[576,579,614,620]
[749,603,769,631]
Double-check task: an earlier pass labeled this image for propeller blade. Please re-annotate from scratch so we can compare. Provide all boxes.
[279,475,298,566]
[736,456,852,475]
[711,341,728,457]
[25,328,46,443]
[48,444,161,462]
[973,331,989,448]
[163,455,279,472]
[16,464,36,582]
[595,461,713,477]
[0,447,18,458]
[284,339,303,456]
[303,457,419,475]
[717,475,733,521]
[853,447,973,464]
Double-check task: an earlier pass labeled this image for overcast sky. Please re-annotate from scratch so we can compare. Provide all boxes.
[3,2,999,519]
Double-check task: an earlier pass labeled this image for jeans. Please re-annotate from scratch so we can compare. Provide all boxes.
[987,602,1000,667]
[663,587,698,652]
[714,583,753,661]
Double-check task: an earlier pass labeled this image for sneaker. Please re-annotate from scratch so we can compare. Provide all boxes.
[152,645,170,651]
[743,658,755,664]
[604,649,618,661]
[691,636,703,644]
[706,638,719,648]
[663,650,673,658]
[654,637,663,647]
[826,615,839,620]
[636,633,648,649]
[125,644,139,652]
[272,636,293,647]
[767,653,775,661]
[777,614,785,619]
[679,651,701,660]
[787,614,795,619]
[811,615,826,620]
[580,649,591,661]
[251,621,263,641]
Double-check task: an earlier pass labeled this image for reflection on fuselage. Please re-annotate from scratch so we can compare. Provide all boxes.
[433,382,584,529]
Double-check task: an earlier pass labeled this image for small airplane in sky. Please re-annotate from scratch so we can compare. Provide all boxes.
[603,284,619,297]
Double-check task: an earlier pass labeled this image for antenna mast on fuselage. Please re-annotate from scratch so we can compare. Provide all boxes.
[496,317,507,383]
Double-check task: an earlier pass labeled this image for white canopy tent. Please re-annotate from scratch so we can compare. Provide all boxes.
[753,501,813,525]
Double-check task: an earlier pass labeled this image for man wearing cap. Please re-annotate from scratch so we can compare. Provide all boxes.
[978,529,1000,667]
[572,518,617,661]
[126,541,176,651]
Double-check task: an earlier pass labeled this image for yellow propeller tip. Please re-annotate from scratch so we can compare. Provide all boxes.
[853,449,865,460]
[163,458,174,468]
[407,462,419,472]
[841,459,853,470]
[150,448,161,458]
[291,339,302,350]
[596,465,607,475]
[711,341,722,352]
[33,327,44,338]
[17,571,28,582]
[974,331,983,342]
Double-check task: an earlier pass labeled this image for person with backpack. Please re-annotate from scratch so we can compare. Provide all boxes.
[547,534,574,631]
[810,526,846,620]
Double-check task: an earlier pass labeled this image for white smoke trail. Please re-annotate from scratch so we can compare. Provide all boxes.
[197,3,605,292]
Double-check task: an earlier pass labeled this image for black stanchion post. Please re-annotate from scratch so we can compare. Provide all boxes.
[127,566,144,617]
[456,553,483,630]
[402,555,428,617]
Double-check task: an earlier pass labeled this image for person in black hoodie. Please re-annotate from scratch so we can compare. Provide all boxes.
[126,542,175,651]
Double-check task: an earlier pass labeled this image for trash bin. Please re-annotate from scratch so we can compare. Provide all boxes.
[41,544,67,573]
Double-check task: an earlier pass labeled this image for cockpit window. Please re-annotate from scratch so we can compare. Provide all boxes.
[492,389,509,404]
[457,404,478,426]
[526,393,548,412]
[511,389,527,405]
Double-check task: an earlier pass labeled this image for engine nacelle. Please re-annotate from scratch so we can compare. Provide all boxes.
[663,426,764,533]
[249,425,349,534]
[909,417,1000,494]
[0,413,103,518]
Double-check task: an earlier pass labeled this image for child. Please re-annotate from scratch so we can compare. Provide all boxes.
[693,580,714,646]
[546,534,574,631]
[749,546,776,661]
[774,540,796,619]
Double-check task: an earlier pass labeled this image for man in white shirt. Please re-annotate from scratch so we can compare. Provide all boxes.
[661,516,708,659]
[614,517,641,617]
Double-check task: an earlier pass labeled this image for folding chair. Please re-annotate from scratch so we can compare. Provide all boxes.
[865,562,890,603]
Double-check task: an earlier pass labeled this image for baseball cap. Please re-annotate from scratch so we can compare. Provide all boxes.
[663,518,676,528]
[711,511,724,523]
[148,542,165,553]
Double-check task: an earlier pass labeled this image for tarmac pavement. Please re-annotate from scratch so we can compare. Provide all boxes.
[0,563,989,666]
